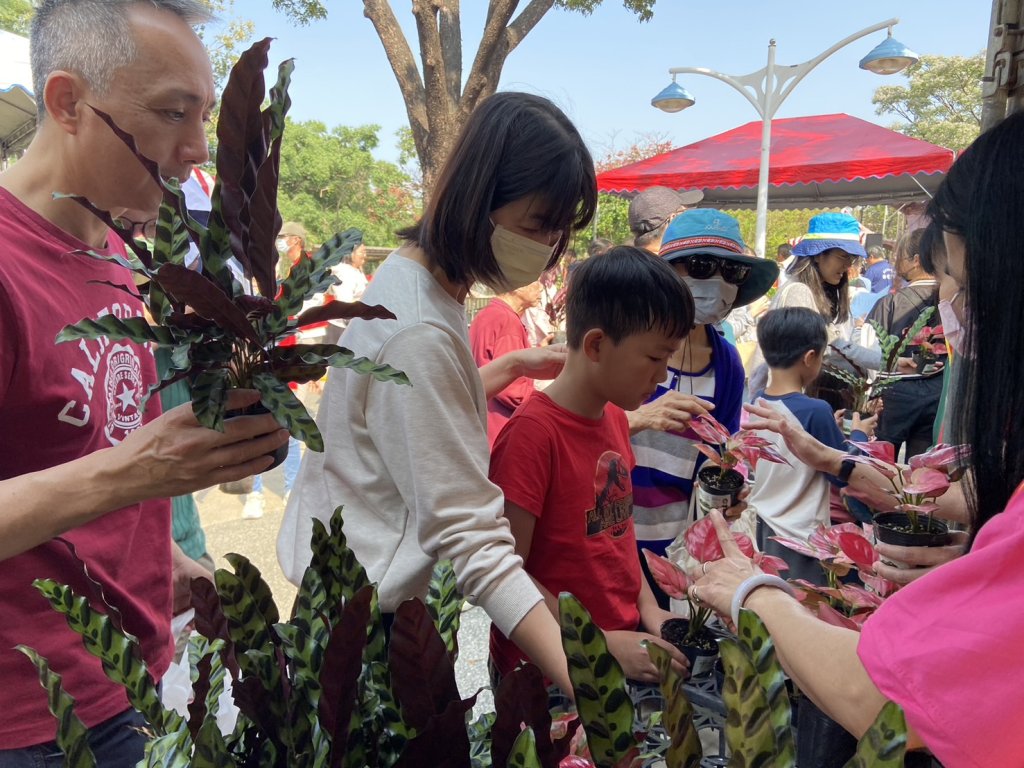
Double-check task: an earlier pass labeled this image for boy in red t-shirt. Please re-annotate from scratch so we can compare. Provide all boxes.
[489,246,694,685]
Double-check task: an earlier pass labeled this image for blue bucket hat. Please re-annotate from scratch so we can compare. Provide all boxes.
[658,209,779,308]
[792,213,867,258]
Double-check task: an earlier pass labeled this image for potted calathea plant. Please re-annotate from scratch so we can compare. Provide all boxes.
[909,324,946,373]
[844,442,969,554]
[55,38,407,467]
[689,413,789,514]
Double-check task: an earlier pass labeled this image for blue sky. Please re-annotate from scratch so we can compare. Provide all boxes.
[232,1,990,166]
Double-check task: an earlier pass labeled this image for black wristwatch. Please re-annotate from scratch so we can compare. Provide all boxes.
[837,456,856,483]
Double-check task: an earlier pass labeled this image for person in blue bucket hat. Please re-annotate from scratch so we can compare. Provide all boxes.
[629,209,778,609]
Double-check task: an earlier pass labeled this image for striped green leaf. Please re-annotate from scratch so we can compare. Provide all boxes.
[425,560,462,659]
[251,371,321,450]
[506,726,543,768]
[33,580,174,733]
[644,641,701,768]
[843,701,908,768]
[736,609,795,764]
[215,567,276,654]
[718,638,777,767]
[558,593,637,768]
[139,730,192,768]
[16,645,97,768]
[191,368,231,431]
[56,314,173,346]
[273,343,410,387]
[152,182,191,268]
[224,553,280,627]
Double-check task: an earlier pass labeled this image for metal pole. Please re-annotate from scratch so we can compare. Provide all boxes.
[753,41,776,260]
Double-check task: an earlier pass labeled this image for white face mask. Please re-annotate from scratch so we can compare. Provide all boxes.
[684,276,739,326]
[275,237,289,253]
[490,223,555,291]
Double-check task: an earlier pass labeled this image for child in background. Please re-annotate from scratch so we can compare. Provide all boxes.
[747,307,875,583]
[488,247,692,686]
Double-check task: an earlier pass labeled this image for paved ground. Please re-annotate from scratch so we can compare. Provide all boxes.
[196,461,495,717]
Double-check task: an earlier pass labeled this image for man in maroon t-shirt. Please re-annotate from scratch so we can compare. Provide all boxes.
[0,1,287,761]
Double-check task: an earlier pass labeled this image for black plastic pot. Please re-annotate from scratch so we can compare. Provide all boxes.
[913,349,937,374]
[875,512,951,548]
[226,401,289,471]
[797,696,857,768]
[696,466,744,514]
[661,618,718,678]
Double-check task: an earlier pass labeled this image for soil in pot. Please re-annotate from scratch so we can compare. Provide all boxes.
[874,512,952,548]
[661,618,718,678]
[226,401,289,471]
[696,466,744,515]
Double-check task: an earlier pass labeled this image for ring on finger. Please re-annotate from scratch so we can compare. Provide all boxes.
[702,561,709,575]
[690,584,701,604]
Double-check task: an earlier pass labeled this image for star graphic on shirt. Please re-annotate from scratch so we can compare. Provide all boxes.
[115,383,137,412]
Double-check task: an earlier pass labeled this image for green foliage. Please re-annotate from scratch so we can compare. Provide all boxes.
[872,52,985,150]
[425,560,463,659]
[16,645,98,768]
[558,593,637,767]
[643,642,701,768]
[277,119,418,247]
[719,638,778,766]
[735,610,795,764]
[506,727,544,768]
[843,701,908,768]
[0,0,33,36]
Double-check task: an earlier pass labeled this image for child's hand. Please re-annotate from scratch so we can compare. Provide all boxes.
[834,408,846,430]
[605,630,689,683]
[626,392,714,435]
[852,412,878,437]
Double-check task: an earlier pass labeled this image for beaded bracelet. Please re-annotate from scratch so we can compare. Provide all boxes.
[730,574,796,627]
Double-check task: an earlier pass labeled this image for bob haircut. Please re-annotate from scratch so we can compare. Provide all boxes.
[929,111,1024,546]
[565,246,694,350]
[757,307,828,369]
[397,92,597,290]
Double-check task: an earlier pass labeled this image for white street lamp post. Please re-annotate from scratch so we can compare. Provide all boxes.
[652,20,918,258]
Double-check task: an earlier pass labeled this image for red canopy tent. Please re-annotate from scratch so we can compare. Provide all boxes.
[597,113,955,209]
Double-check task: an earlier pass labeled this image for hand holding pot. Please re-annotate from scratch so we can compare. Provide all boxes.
[628,391,714,434]
[605,629,688,683]
[117,388,289,502]
[873,530,968,585]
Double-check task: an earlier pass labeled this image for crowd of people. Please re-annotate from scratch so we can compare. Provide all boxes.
[1,1,1020,766]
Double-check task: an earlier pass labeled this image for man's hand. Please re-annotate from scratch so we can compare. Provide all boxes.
[627,392,714,435]
[605,629,689,683]
[872,531,967,585]
[171,544,214,614]
[118,389,289,504]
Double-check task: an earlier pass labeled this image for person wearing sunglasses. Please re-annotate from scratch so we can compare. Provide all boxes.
[629,209,778,608]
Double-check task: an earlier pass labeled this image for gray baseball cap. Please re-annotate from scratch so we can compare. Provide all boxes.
[628,186,704,236]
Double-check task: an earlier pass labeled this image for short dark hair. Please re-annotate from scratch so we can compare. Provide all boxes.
[565,246,693,349]
[894,228,929,274]
[397,92,597,290]
[917,220,946,275]
[757,307,828,369]
[776,243,793,257]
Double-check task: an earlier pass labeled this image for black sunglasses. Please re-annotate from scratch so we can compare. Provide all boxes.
[679,253,752,285]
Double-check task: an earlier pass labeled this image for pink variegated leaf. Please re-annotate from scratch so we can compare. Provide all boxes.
[816,602,861,631]
[838,584,885,610]
[694,443,724,467]
[690,414,731,445]
[897,501,940,515]
[559,758,593,768]
[844,452,898,479]
[733,532,756,559]
[902,467,951,498]
[641,549,689,599]
[769,534,825,560]
[808,525,842,556]
[837,531,877,569]
[754,443,791,466]
[860,572,899,597]
[752,552,789,576]
[684,516,755,562]
[849,611,874,629]
[848,440,896,465]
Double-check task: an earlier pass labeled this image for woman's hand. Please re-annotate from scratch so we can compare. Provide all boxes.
[691,510,762,617]
[605,629,689,683]
[744,399,839,474]
[872,531,967,585]
[627,392,714,435]
[512,345,568,381]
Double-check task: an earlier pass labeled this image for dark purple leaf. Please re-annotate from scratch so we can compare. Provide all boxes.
[491,664,559,768]
[54,193,152,267]
[88,106,162,187]
[389,599,463,731]
[319,585,372,768]
[51,537,134,647]
[392,695,476,768]
[245,137,282,299]
[187,653,212,740]
[156,263,260,346]
[294,301,397,327]
[86,279,142,302]
[190,577,240,680]
[236,294,275,320]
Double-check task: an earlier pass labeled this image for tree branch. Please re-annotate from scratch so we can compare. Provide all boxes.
[439,0,462,104]
[363,0,428,150]
[461,0,520,113]
[506,0,554,50]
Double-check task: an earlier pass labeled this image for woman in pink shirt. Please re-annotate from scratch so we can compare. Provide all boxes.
[690,112,1024,768]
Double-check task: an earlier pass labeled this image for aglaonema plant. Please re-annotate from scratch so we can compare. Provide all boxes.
[54,37,408,453]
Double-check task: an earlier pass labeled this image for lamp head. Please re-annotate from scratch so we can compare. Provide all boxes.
[859,31,919,75]
[651,79,695,113]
